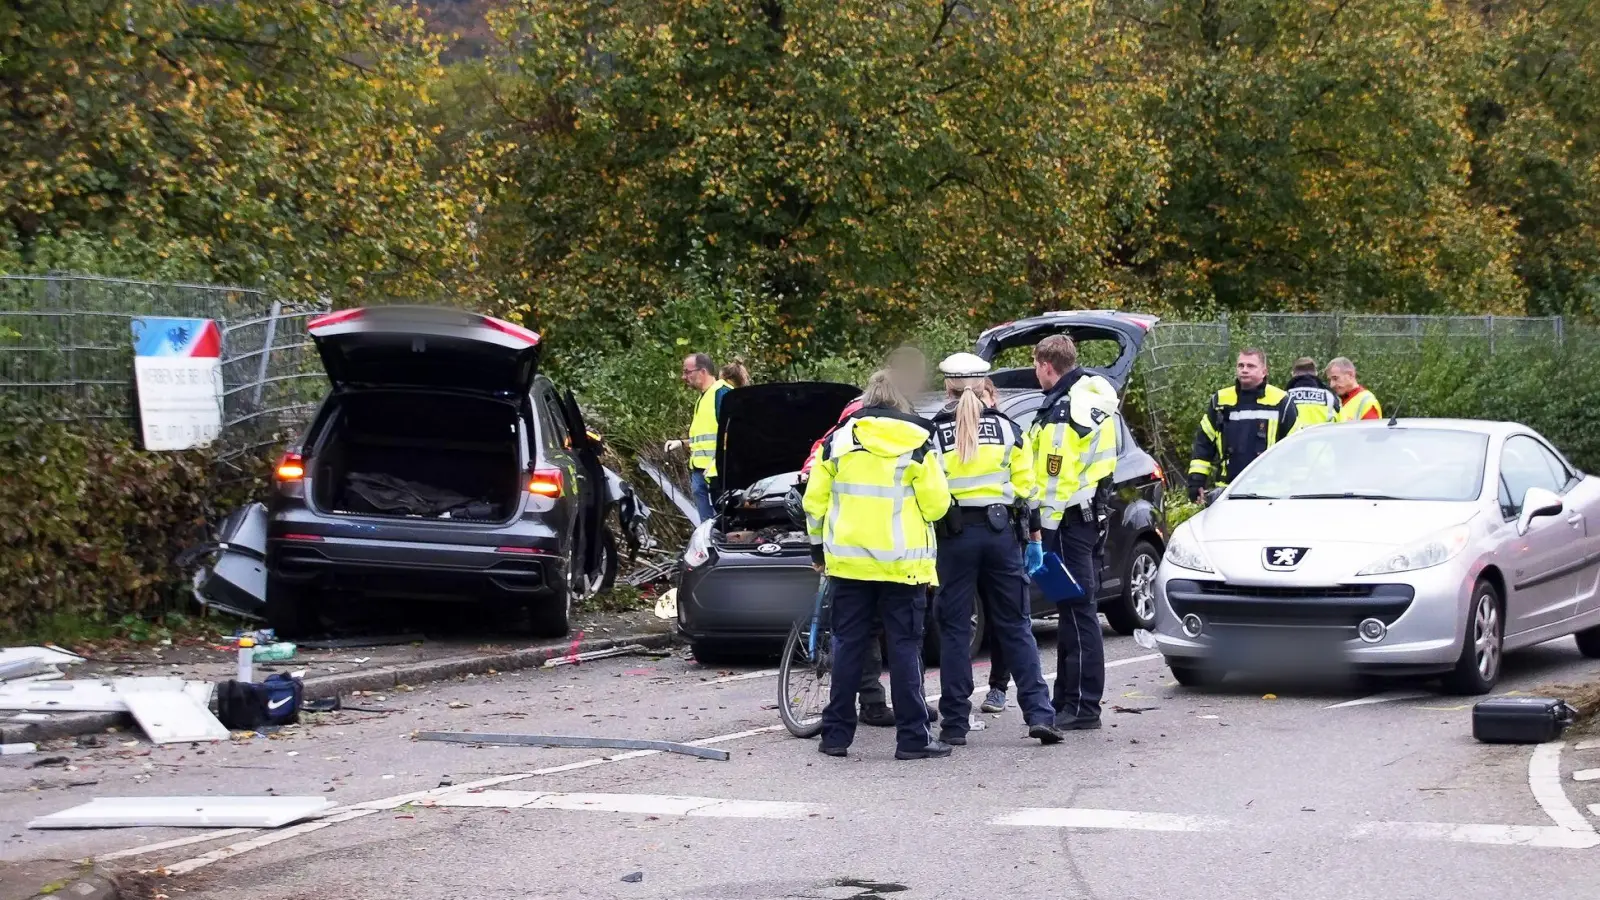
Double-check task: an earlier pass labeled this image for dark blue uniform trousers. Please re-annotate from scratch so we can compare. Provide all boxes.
[1049,518,1106,722]
[821,578,932,753]
[935,524,1054,735]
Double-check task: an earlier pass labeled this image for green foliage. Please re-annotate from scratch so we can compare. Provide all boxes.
[0,418,230,640]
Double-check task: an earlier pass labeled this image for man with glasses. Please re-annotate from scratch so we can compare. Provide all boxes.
[664,353,732,520]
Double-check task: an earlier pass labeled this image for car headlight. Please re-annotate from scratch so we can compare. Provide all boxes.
[1165,524,1214,574]
[683,520,715,569]
[1356,523,1472,576]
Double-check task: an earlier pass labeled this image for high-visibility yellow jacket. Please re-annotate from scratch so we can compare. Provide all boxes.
[1285,374,1340,435]
[803,408,952,585]
[688,379,731,476]
[930,405,1041,530]
[1029,370,1120,530]
[1188,382,1297,491]
[1336,386,1382,422]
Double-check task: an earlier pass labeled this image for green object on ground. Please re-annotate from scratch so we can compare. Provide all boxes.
[252,642,296,662]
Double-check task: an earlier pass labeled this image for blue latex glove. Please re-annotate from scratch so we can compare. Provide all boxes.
[1025,540,1044,575]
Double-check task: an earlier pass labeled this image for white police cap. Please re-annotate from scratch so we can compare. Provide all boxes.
[938,352,992,378]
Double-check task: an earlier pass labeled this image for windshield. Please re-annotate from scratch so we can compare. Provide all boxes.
[1226,427,1488,502]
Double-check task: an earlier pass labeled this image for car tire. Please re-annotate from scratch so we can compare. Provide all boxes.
[690,639,744,665]
[1441,579,1503,695]
[1104,539,1160,636]
[922,591,985,667]
[1168,664,1225,688]
[264,578,316,639]
[1573,624,1600,659]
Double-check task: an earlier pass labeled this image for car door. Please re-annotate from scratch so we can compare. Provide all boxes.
[1497,434,1578,634]
[533,386,582,528]
[1533,440,1600,618]
[559,389,609,576]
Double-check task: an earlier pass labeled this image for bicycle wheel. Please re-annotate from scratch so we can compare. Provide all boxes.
[777,612,831,738]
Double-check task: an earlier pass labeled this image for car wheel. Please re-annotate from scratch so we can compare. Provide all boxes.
[1104,540,1160,636]
[264,577,316,639]
[1441,579,1502,695]
[690,639,745,665]
[922,591,985,667]
[528,538,577,638]
[1573,624,1600,659]
[1168,664,1225,688]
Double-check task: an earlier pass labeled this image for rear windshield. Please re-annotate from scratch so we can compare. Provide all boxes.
[1227,427,1488,502]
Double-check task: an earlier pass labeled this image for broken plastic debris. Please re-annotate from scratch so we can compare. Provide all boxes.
[621,872,644,884]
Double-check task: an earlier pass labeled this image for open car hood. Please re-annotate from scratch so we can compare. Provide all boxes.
[308,305,542,398]
[973,310,1158,392]
[714,382,860,495]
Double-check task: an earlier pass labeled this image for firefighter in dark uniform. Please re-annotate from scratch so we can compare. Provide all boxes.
[928,353,1063,746]
[1027,336,1120,729]
[1188,348,1298,502]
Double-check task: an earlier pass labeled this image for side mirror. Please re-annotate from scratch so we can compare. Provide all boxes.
[1517,486,1564,536]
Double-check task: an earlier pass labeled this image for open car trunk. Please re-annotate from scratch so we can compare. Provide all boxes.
[309,391,524,523]
[712,381,859,549]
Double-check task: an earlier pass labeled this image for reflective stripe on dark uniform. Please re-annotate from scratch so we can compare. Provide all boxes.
[1187,382,1298,494]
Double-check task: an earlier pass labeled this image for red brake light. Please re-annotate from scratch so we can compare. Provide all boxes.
[275,452,305,482]
[527,468,563,498]
[306,308,365,330]
[1153,463,1164,484]
[482,315,541,346]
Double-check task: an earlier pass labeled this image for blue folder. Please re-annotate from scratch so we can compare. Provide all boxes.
[1030,551,1084,602]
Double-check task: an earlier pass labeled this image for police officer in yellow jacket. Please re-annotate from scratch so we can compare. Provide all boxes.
[804,369,953,760]
[1284,357,1340,435]
[1027,335,1120,728]
[1188,348,1298,501]
[929,353,1064,746]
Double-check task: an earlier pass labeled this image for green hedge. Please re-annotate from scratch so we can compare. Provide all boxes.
[0,418,256,641]
[1138,328,1600,475]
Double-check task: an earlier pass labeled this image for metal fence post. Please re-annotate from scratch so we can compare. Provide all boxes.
[1488,315,1495,356]
[1555,315,1565,348]
[251,299,282,408]
[1218,311,1230,362]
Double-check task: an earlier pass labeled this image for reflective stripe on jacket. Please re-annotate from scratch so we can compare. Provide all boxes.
[1029,369,1119,529]
[688,379,731,475]
[802,408,951,585]
[1188,382,1297,489]
[930,406,1038,522]
[1336,386,1382,422]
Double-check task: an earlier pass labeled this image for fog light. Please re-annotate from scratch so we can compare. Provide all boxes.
[1358,618,1387,643]
[1181,614,1204,638]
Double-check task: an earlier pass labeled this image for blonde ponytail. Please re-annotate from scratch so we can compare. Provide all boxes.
[953,389,984,463]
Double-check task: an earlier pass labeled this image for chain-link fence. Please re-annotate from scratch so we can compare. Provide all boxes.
[0,274,329,467]
[1137,311,1569,479]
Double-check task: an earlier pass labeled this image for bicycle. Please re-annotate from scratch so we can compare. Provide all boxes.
[777,576,833,738]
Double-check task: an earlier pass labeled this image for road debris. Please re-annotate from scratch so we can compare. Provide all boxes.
[622,872,645,884]
[414,730,732,761]
[1111,705,1157,715]
[541,644,650,669]
[29,796,336,829]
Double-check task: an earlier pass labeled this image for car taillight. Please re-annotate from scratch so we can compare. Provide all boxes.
[527,468,563,497]
[306,308,365,330]
[275,452,305,482]
[1153,463,1164,484]
[482,315,541,346]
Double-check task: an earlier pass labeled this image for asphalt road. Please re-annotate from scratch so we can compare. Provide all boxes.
[6,625,1600,900]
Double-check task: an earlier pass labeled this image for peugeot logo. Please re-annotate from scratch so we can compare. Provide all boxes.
[1263,547,1309,570]
[756,543,782,555]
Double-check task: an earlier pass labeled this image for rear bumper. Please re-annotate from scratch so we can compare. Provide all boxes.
[675,550,820,642]
[270,534,564,602]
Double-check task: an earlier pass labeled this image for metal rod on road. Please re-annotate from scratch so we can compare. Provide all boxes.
[415,731,732,761]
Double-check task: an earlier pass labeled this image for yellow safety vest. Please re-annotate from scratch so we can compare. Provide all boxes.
[1336,387,1382,423]
[803,411,952,585]
[1286,384,1339,435]
[688,379,730,476]
[932,407,1037,510]
[1030,373,1119,529]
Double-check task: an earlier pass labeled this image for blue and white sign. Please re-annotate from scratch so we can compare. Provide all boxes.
[130,317,224,451]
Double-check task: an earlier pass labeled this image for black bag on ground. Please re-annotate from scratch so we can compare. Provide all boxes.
[216,674,305,731]
[1471,696,1575,744]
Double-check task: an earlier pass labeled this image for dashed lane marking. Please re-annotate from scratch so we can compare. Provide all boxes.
[1573,769,1600,782]
[993,808,1224,832]
[1576,739,1600,752]
[1324,690,1433,710]
[1350,821,1600,850]
[429,790,822,819]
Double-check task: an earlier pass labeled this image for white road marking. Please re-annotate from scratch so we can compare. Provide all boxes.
[429,790,822,819]
[1573,769,1600,782]
[95,828,256,862]
[158,653,1165,874]
[1591,804,1600,818]
[1351,821,1600,849]
[993,807,1224,832]
[1575,739,1600,752]
[1324,690,1433,710]
[1528,742,1597,834]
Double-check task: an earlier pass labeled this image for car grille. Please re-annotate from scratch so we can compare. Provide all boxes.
[1166,579,1414,628]
[689,566,821,614]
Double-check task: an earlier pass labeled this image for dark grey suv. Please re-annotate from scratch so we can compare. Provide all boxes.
[200,306,646,638]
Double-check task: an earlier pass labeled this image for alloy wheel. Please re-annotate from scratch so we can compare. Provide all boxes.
[1474,592,1502,681]
[1130,553,1158,624]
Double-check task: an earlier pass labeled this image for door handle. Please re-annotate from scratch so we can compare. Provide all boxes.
[1567,513,1585,527]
